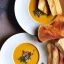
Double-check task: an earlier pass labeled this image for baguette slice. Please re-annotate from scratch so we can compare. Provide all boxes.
[59,52,64,64]
[53,0,62,15]
[47,43,59,64]
[55,38,64,55]
[38,0,48,14]
[47,43,52,64]
[54,0,64,15]
[52,44,59,64]
[47,0,57,16]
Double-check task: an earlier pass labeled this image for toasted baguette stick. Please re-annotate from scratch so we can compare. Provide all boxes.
[59,52,64,64]
[47,43,52,64]
[55,38,64,55]
[38,0,48,14]
[52,44,59,64]
[43,5,48,14]
[53,0,62,15]
[47,0,57,16]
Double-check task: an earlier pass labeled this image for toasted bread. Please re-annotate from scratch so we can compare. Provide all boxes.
[47,43,59,64]
[53,0,62,15]
[38,25,56,42]
[54,0,64,15]
[52,44,59,64]
[38,0,48,14]
[38,16,64,42]
[43,4,49,14]
[47,0,57,16]
[47,43,52,64]
[55,38,64,55]
[59,52,64,64]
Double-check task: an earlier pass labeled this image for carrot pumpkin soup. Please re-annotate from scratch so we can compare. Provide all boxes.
[13,43,39,64]
[28,0,55,25]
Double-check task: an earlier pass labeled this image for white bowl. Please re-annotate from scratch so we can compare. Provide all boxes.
[14,0,40,35]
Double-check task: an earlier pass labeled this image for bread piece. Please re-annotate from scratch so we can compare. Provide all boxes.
[54,0,64,15]
[47,43,59,64]
[55,38,64,55]
[47,43,52,64]
[38,25,56,42]
[52,44,59,64]
[53,0,62,15]
[38,16,64,42]
[38,0,48,14]
[59,52,64,64]
[47,0,57,16]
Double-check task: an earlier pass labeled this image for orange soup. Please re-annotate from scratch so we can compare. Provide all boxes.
[29,0,55,25]
[13,43,39,64]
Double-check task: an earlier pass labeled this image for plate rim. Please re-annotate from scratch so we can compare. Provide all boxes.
[14,0,29,35]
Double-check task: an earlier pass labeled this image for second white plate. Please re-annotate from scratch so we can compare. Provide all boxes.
[0,33,47,64]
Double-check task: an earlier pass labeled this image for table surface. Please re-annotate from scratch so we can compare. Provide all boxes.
[0,0,24,49]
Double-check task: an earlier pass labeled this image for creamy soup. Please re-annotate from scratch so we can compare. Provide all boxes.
[29,0,55,25]
[13,43,39,64]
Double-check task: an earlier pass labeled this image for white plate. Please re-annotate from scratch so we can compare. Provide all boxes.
[0,33,47,64]
[14,0,40,35]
